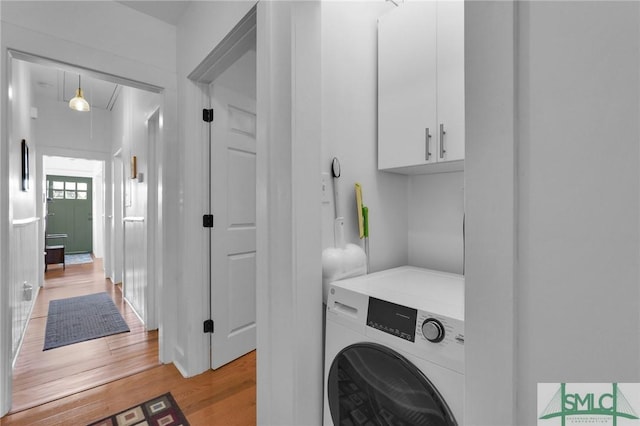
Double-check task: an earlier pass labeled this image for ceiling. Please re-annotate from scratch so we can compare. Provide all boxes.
[27,1,193,110]
[29,61,121,111]
[116,1,191,25]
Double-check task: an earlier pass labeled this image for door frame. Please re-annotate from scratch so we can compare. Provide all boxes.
[38,149,111,281]
[144,108,160,330]
[182,2,323,423]
[1,49,166,416]
[254,3,323,423]
[189,7,257,371]
[43,173,95,255]
[112,148,124,285]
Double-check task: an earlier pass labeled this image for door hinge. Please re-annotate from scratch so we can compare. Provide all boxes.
[203,214,214,228]
[203,319,214,333]
[203,108,214,123]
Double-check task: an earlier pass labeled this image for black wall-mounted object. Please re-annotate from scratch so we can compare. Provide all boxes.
[203,108,214,123]
[21,139,29,192]
[203,214,214,228]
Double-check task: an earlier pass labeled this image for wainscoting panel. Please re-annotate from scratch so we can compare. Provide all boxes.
[10,218,40,362]
[123,217,146,324]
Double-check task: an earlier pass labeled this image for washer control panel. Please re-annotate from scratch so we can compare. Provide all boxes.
[366,297,417,342]
[363,302,465,372]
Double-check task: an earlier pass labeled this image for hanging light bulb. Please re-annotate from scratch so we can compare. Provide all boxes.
[69,74,90,112]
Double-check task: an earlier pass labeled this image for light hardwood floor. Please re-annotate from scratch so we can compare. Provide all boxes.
[2,259,256,425]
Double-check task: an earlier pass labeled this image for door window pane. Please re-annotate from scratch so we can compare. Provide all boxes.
[65,191,76,199]
[77,191,87,200]
[53,181,64,190]
[52,190,64,199]
[77,182,88,191]
[65,182,76,190]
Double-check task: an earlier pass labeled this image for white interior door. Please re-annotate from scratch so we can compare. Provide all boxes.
[210,81,257,369]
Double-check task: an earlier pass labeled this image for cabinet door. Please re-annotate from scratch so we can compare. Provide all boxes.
[436,0,465,162]
[378,1,437,170]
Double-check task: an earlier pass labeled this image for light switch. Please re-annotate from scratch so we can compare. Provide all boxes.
[321,172,331,204]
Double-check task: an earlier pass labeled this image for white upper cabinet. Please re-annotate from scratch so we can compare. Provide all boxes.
[378,0,465,174]
[436,0,465,163]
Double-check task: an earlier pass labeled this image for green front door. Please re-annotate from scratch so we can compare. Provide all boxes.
[46,175,93,254]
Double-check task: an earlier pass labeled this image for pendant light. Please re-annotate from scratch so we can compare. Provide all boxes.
[69,74,90,112]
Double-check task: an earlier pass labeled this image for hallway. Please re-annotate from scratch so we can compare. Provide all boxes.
[10,259,159,413]
[3,351,256,425]
[4,256,256,424]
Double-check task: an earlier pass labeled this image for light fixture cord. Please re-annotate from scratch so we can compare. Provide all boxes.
[90,77,93,139]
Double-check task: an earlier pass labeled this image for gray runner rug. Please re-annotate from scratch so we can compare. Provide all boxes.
[43,292,130,351]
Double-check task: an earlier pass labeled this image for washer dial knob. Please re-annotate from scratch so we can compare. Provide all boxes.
[422,318,445,343]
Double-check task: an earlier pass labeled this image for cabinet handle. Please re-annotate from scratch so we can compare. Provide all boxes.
[439,123,447,159]
[425,127,432,161]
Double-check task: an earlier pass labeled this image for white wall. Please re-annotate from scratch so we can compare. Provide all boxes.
[0,1,178,415]
[93,167,104,259]
[2,1,175,75]
[408,171,464,274]
[7,59,39,369]
[9,60,36,220]
[178,1,256,77]
[516,2,639,423]
[320,1,408,273]
[111,86,160,326]
[0,1,5,415]
[0,5,7,417]
[465,2,640,424]
[464,2,517,423]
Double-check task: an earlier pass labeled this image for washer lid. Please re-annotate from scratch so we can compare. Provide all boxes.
[332,266,464,320]
[327,342,458,426]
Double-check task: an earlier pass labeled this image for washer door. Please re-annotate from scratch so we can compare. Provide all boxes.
[327,343,457,426]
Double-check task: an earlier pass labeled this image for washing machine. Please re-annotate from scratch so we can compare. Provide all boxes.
[323,266,464,426]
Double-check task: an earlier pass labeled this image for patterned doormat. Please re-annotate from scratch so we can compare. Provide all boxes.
[88,393,190,426]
